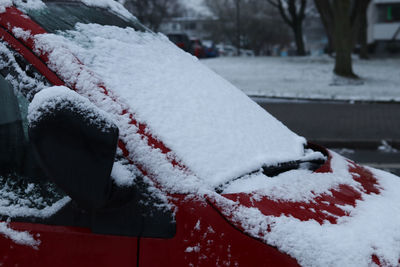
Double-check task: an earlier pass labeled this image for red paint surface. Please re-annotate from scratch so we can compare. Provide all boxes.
[0,222,137,267]
[211,150,381,228]
[140,196,300,267]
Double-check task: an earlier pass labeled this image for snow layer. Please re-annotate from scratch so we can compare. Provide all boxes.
[28,86,116,132]
[2,0,133,20]
[80,0,134,19]
[0,0,12,13]
[203,56,400,102]
[33,23,308,186]
[0,222,40,248]
[213,152,400,267]
[222,152,356,202]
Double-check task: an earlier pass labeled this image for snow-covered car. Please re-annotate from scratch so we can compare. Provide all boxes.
[0,1,400,267]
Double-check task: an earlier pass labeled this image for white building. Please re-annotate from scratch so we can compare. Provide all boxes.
[159,17,212,40]
[368,0,400,44]
[159,0,214,39]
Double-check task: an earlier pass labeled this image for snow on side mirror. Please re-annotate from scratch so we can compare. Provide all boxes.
[28,86,119,210]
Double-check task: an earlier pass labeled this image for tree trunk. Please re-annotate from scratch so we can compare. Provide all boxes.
[313,0,334,55]
[293,24,306,56]
[332,0,357,78]
[358,0,371,59]
[235,0,241,56]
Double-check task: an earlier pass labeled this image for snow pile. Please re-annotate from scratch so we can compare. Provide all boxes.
[33,23,310,187]
[0,222,40,248]
[212,152,400,266]
[28,86,116,132]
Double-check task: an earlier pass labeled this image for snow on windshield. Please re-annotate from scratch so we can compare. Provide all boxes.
[33,23,313,186]
[2,0,133,20]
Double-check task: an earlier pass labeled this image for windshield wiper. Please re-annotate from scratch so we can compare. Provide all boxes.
[215,157,326,194]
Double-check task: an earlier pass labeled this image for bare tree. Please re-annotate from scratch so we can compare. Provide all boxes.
[266,0,308,56]
[123,0,184,31]
[204,0,291,55]
[314,0,370,78]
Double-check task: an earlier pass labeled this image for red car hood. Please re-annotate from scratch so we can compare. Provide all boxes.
[207,146,400,266]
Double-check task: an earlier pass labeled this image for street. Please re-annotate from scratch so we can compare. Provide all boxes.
[254,98,400,175]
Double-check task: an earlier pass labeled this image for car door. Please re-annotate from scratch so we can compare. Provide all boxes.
[0,41,140,267]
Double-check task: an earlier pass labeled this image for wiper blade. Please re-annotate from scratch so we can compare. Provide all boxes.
[215,158,326,194]
[262,158,325,177]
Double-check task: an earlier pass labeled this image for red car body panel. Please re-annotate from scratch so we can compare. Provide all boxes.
[140,196,299,267]
[217,156,380,226]
[0,5,385,267]
[0,223,138,267]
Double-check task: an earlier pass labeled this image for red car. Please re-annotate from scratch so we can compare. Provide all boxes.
[0,1,399,267]
[190,38,205,58]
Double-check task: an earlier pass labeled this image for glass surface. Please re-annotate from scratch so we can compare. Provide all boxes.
[27,1,147,33]
[377,4,400,22]
[0,52,65,213]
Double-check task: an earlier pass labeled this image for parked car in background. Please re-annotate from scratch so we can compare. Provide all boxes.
[202,40,219,58]
[216,43,236,56]
[0,1,400,267]
[240,49,255,57]
[166,33,190,52]
[189,38,205,58]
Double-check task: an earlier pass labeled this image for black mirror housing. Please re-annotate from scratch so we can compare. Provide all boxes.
[28,87,119,210]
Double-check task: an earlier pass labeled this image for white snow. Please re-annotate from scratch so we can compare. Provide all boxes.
[4,0,133,20]
[111,161,137,186]
[222,151,357,201]
[0,197,70,219]
[80,0,134,20]
[0,0,12,13]
[0,222,40,248]
[378,140,398,153]
[12,0,45,11]
[202,56,400,102]
[28,86,116,132]
[12,27,32,41]
[33,23,311,188]
[211,152,400,267]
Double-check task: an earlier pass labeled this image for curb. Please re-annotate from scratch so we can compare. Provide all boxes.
[308,139,400,149]
[250,95,400,105]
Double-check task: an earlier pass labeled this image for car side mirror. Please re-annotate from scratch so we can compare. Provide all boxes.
[28,86,119,210]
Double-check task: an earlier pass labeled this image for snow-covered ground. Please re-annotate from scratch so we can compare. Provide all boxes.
[202,56,400,102]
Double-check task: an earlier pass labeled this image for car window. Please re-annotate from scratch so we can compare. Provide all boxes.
[26,1,147,33]
[0,42,175,237]
[0,53,67,220]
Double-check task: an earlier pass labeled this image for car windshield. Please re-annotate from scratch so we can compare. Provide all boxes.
[26,2,324,188]
[25,1,147,33]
